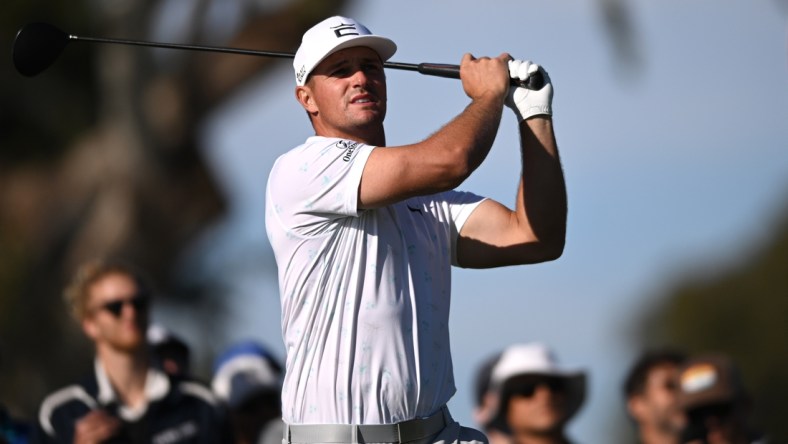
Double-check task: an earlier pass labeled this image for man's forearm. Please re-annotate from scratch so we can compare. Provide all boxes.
[420,95,505,188]
[516,116,567,255]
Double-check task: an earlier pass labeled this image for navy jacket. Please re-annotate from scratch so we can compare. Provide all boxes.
[32,361,232,444]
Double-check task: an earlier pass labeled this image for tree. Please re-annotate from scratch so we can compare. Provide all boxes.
[636,197,788,441]
[0,0,348,418]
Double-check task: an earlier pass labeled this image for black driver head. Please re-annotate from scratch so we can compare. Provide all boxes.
[13,22,70,77]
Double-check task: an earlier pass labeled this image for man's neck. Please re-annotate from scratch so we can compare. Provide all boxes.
[638,424,679,444]
[485,429,512,444]
[513,432,571,444]
[313,124,386,147]
[97,346,149,409]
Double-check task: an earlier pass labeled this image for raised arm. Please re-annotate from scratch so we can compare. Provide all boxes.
[358,53,512,209]
[457,62,567,268]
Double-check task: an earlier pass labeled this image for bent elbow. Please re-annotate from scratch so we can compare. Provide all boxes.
[533,235,565,263]
[542,241,565,261]
[447,146,480,183]
[447,164,473,189]
[434,154,474,191]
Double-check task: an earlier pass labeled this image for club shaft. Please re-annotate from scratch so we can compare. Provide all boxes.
[70,35,296,59]
[69,34,456,76]
[68,33,539,87]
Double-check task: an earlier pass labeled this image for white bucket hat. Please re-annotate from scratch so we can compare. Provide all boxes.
[487,342,586,429]
[293,16,397,86]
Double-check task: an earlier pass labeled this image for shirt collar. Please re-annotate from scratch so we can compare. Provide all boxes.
[94,358,170,420]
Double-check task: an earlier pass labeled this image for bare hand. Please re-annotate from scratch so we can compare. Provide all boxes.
[73,410,122,444]
[460,53,511,103]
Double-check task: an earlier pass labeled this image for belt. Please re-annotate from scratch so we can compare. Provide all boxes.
[283,406,451,443]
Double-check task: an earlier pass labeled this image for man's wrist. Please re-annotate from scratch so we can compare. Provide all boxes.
[522,115,552,128]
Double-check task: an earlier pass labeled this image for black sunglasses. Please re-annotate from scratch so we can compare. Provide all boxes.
[508,377,566,398]
[687,402,734,421]
[94,294,150,318]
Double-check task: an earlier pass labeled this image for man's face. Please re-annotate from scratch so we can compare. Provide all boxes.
[633,363,686,434]
[297,46,387,139]
[504,375,572,441]
[83,272,149,352]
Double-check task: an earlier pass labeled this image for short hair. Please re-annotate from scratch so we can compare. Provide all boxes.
[623,348,687,398]
[63,258,152,321]
[473,351,502,407]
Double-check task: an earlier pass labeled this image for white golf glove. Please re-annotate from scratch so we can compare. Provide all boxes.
[505,59,553,121]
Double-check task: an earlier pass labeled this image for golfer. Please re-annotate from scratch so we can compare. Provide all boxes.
[265,15,567,444]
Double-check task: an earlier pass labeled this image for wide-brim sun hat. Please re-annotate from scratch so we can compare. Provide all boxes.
[487,342,586,429]
[293,16,397,86]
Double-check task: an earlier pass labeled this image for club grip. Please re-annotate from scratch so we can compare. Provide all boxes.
[416,63,461,79]
[416,63,545,90]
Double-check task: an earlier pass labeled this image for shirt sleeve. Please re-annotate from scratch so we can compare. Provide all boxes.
[435,190,488,266]
[267,138,374,236]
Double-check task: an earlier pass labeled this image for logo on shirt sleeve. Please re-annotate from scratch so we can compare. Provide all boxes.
[336,140,360,162]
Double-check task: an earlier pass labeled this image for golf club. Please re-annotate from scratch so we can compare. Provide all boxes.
[12,22,544,89]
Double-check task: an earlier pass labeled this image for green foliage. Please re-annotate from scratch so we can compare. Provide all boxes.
[1,0,350,426]
[639,200,788,441]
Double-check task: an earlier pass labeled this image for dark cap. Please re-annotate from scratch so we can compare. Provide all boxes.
[212,340,283,410]
[676,354,746,410]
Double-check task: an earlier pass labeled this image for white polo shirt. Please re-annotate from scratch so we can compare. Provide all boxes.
[265,136,485,425]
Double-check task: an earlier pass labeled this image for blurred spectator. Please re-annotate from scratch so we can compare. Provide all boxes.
[676,354,766,444]
[623,348,688,444]
[31,258,232,444]
[472,351,509,444]
[212,340,284,444]
[1,404,31,444]
[147,323,191,378]
[485,342,586,444]
[2,344,31,444]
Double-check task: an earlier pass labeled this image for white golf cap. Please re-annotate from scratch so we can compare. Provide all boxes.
[293,16,397,86]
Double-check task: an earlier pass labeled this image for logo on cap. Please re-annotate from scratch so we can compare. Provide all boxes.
[681,364,718,393]
[296,65,307,83]
[331,23,360,38]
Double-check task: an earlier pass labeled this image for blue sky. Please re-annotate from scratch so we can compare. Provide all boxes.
[158,0,788,440]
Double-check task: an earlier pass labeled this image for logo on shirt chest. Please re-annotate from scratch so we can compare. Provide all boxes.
[152,420,199,444]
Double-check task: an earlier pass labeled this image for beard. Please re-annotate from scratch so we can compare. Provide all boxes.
[656,411,686,434]
[105,318,147,353]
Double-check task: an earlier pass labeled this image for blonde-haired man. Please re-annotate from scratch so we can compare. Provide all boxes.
[33,258,231,444]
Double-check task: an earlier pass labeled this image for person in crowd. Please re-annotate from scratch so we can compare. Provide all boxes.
[31,258,232,443]
[483,343,586,444]
[147,323,192,378]
[623,348,688,444]
[266,14,566,444]
[1,403,31,444]
[2,346,32,444]
[676,354,766,444]
[212,340,284,444]
[472,351,509,444]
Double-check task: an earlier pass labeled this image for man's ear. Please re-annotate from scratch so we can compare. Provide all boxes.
[82,317,99,341]
[295,86,318,114]
[627,396,645,420]
[474,391,499,426]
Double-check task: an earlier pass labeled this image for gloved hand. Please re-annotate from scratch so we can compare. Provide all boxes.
[505,59,553,121]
